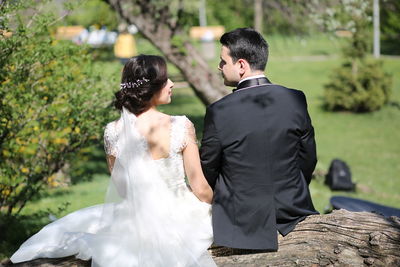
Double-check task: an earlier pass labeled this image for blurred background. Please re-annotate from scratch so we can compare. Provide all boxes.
[0,0,399,260]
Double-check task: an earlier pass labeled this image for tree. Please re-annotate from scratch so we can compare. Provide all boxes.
[311,0,392,112]
[104,0,228,106]
[5,210,400,266]
[64,0,119,30]
[206,0,315,35]
[381,0,400,55]
[206,0,254,32]
[103,0,317,105]
[254,0,263,33]
[102,0,341,106]
[261,0,314,35]
[0,0,114,215]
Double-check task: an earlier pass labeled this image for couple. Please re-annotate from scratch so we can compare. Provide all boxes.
[11,28,318,266]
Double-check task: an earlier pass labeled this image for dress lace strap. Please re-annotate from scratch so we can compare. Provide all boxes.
[104,121,120,157]
[170,116,197,153]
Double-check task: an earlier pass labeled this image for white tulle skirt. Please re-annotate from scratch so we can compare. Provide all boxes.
[10,192,215,267]
[11,109,215,266]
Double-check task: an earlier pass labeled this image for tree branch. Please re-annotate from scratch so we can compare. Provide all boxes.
[103,0,227,105]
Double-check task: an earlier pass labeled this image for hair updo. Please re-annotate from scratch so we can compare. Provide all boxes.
[114,55,168,115]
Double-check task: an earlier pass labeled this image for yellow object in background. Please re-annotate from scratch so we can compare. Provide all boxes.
[55,26,85,40]
[114,33,137,60]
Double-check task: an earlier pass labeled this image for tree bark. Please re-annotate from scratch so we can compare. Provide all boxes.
[254,0,263,34]
[5,210,400,267]
[212,209,400,266]
[104,0,228,105]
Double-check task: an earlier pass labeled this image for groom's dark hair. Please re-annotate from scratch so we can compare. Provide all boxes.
[220,28,268,71]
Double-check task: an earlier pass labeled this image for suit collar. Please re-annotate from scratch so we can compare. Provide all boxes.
[233,77,271,92]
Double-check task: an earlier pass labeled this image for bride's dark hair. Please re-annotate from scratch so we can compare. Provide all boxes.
[115,55,168,115]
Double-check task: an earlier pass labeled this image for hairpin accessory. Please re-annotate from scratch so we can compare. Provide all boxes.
[120,78,150,90]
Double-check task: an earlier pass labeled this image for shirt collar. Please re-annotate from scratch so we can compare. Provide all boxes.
[233,76,271,92]
[238,74,266,85]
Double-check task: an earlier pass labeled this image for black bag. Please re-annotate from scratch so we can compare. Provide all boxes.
[325,159,355,191]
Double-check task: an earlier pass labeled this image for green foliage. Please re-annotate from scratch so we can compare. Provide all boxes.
[324,60,392,112]
[0,1,113,215]
[206,0,399,38]
[171,34,188,56]
[381,0,400,55]
[312,0,372,59]
[206,0,253,31]
[261,1,313,35]
[64,0,119,30]
[316,0,393,112]
[68,145,109,184]
[206,0,313,34]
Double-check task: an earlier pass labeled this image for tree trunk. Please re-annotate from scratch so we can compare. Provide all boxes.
[5,210,400,267]
[254,0,263,34]
[104,0,228,105]
[212,209,400,266]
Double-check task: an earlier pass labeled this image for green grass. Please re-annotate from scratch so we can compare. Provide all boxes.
[21,174,110,216]
[3,33,399,259]
[267,33,345,58]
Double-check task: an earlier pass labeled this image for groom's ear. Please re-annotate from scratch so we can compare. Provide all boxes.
[237,59,250,75]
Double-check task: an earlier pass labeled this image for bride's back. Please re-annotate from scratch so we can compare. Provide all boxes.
[135,112,171,160]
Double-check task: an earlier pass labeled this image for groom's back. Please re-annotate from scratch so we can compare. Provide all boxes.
[201,83,318,250]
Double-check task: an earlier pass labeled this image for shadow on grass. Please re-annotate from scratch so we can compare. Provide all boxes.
[69,144,109,185]
[388,101,400,110]
[33,188,72,201]
[0,205,69,260]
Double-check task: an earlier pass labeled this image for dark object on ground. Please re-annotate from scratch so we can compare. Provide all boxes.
[331,195,400,217]
[325,159,355,191]
[4,210,400,267]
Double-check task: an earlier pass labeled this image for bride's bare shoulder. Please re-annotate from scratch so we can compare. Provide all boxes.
[151,112,172,126]
[159,112,172,120]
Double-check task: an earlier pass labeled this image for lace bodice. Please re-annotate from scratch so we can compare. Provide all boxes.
[104,115,197,196]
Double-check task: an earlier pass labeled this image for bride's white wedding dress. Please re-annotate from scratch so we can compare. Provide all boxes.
[11,108,215,267]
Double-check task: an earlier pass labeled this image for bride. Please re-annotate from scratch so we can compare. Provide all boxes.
[11,55,215,267]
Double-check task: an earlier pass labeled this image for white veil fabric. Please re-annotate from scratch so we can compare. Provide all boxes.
[11,108,215,267]
[89,107,215,266]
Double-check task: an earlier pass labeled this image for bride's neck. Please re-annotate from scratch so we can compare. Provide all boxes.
[138,106,162,118]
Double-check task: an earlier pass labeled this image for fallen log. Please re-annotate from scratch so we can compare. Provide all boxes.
[3,209,400,267]
[212,209,400,266]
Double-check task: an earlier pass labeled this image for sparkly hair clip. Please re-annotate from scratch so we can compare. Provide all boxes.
[120,78,150,90]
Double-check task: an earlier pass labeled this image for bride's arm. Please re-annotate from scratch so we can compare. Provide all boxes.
[106,155,115,174]
[183,142,214,204]
[182,120,213,204]
[104,122,117,174]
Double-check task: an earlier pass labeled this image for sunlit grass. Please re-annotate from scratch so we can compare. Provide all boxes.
[21,174,109,217]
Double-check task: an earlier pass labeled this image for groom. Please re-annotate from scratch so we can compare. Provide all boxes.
[200,28,318,251]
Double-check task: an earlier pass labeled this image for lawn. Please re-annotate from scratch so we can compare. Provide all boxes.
[3,33,399,258]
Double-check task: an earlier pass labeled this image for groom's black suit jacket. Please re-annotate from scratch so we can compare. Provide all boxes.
[200,77,318,251]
